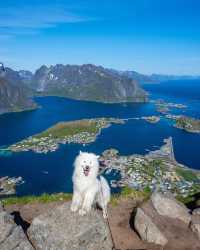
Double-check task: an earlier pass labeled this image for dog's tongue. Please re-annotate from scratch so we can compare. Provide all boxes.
[84,169,90,176]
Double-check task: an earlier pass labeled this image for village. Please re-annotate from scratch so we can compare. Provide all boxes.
[8,131,98,154]
[7,118,125,154]
[100,137,200,198]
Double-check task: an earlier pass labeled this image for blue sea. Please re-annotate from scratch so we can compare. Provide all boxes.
[0,80,200,196]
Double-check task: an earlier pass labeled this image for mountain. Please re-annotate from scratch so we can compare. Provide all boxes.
[115,70,154,84]
[0,64,37,115]
[149,74,200,83]
[119,70,200,84]
[18,70,33,84]
[31,64,148,103]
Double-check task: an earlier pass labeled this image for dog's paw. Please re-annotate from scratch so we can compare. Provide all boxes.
[79,209,87,216]
[71,204,78,212]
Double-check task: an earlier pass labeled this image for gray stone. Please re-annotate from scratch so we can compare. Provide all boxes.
[28,202,113,250]
[151,192,191,225]
[134,207,168,246]
[0,202,3,212]
[0,226,34,250]
[0,211,15,244]
[190,215,200,240]
[0,208,33,250]
[192,208,200,216]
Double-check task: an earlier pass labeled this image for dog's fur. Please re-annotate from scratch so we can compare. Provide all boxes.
[71,151,110,218]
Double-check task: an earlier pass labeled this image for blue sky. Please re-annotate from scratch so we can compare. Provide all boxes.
[0,0,200,75]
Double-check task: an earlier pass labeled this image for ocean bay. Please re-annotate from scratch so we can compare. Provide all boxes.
[0,80,200,196]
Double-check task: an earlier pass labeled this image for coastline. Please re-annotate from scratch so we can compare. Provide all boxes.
[99,137,200,199]
[6,118,125,154]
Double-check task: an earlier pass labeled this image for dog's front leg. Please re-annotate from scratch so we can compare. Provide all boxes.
[79,190,96,216]
[71,191,82,212]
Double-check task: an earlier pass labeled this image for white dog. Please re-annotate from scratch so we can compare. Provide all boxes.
[71,151,110,218]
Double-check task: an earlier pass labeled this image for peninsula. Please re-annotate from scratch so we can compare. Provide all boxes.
[8,118,125,154]
[100,137,200,199]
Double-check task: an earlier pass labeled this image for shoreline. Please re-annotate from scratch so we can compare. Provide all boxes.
[100,137,200,199]
[6,118,125,154]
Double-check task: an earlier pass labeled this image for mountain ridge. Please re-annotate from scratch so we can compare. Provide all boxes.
[0,64,37,115]
[31,63,148,103]
[118,70,200,84]
[2,62,199,115]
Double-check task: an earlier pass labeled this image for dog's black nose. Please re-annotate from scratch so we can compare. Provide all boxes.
[85,166,90,170]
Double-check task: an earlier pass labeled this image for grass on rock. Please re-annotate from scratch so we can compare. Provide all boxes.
[110,186,151,207]
[2,193,72,206]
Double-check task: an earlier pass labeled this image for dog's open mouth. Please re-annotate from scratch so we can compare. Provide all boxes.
[83,166,90,176]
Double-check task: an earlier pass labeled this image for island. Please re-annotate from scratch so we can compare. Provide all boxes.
[142,116,160,123]
[8,118,125,154]
[99,137,200,199]
[0,176,24,197]
[165,114,182,120]
[175,116,200,133]
[153,99,187,114]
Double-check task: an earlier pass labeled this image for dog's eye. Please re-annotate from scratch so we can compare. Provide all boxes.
[84,161,86,163]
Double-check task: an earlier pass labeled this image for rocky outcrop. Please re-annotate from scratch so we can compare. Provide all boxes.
[2,196,200,250]
[190,214,200,240]
[151,192,191,225]
[134,207,168,246]
[0,203,33,250]
[134,193,200,249]
[28,202,112,250]
[193,208,200,216]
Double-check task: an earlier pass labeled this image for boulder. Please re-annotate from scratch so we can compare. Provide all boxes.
[0,209,33,250]
[190,214,200,240]
[192,208,200,216]
[151,192,191,225]
[134,207,168,246]
[28,202,112,250]
[133,197,200,249]
[0,226,34,250]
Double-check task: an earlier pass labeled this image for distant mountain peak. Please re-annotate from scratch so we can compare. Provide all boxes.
[31,63,148,103]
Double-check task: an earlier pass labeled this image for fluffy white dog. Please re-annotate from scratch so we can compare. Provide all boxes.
[71,151,110,218]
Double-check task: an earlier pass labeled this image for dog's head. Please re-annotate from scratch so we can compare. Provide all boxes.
[74,151,99,178]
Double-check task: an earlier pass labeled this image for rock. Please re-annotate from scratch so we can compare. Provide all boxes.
[0,226,33,250]
[0,211,15,244]
[0,202,4,212]
[133,198,200,249]
[134,207,168,246]
[190,214,200,240]
[151,192,191,225]
[192,208,200,216]
[0,209,33,250]
[28,202,112,250]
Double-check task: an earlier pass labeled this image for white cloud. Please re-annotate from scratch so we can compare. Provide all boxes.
[0,4,92,37]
